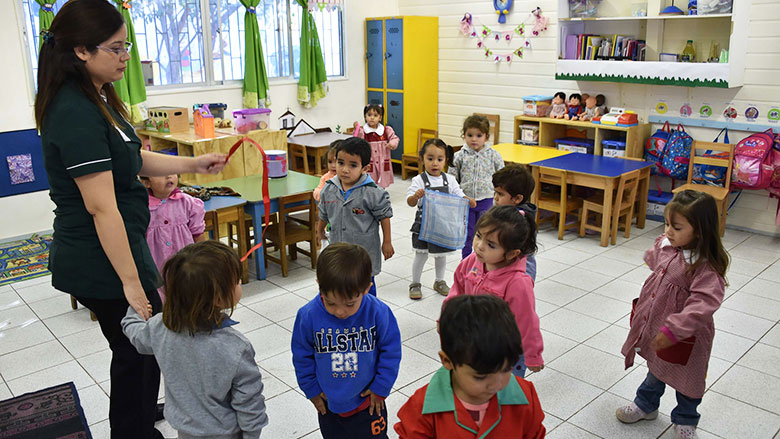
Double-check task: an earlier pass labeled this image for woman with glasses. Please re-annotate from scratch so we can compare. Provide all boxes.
[34,1,226,438]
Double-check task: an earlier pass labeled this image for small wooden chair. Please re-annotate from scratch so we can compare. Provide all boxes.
[263,192,318,276]
[401,128,438,179]
[287,142,310,174]
[580,169,641,246]
[536,168,582,240]
[473,113,500,144]
[672,140,735,236]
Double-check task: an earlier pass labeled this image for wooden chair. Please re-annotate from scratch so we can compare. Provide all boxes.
[473,113,500,145]
[672,140,735,236]
[579,169,641,245]
[263,192,318,276]
[401,128,438,179]
[288,142,310,174]
[536,168,582,240]
[70,296,97,321]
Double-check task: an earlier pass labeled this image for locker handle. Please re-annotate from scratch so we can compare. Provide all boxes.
[384,52,392,59]
[390,100,400,106]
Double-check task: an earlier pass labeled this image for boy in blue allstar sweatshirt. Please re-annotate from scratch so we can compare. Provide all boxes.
[292,242,402,439]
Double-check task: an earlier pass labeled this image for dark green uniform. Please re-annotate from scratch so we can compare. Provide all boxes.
[41,80,158,298]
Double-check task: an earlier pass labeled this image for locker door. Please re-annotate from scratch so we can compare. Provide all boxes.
[366,20,384,90]
[387,92,404,161]
[384,19,403,90]
[367,90,384,107]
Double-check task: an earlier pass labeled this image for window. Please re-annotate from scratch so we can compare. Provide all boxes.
[20,0,345,89]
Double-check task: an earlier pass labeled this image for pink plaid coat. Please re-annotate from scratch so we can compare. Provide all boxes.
[353,124,399,189]
[621,235,725,398]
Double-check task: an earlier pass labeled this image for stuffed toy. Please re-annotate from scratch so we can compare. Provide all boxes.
[549,92,567,119]
[565,93,582,120]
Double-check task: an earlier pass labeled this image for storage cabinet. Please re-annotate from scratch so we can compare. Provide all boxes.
[365,16,438,161]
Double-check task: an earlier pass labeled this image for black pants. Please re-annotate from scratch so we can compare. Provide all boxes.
[318,406,389,439]
[76,290,162,439]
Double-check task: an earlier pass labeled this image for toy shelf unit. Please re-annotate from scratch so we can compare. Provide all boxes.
[513,115,650,158]
[365,16,438,162]
[556,0,750,88]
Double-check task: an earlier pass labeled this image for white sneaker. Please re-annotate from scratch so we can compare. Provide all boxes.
[674,424,698,439]
[615,402,658,424]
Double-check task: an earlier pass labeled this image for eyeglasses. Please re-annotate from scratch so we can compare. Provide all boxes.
[96,42,133,56]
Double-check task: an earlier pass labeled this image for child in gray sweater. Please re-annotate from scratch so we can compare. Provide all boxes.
[122,241,267,439]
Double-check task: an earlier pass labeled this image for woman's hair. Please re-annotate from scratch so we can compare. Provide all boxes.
[418,138,454,168]
[321,139,343,169]
[440,295,523,374]
[461,115,491,138]
[665,190,730,279]
[161,241,242,335]
[317,243,373,300]
[363,104,384,119]
[34,0,129,129]
[475,205,537,258]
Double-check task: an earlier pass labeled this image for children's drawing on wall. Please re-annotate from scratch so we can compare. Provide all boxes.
[7,154,35,185]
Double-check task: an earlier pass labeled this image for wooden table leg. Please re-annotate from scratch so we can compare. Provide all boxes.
[636,169,650,229]
[600,177,615,247]
[237,205,249,284]
[302,146,310,175]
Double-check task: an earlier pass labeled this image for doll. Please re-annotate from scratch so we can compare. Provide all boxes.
[596,94,607,117]
[549,92,567,119]
[578,95,598,121]
[565,93,582,120]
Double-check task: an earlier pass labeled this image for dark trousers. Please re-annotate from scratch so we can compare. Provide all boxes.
[462,198,493,258]
[76,290,162,439]
[634,371,702,426]
[318,406,389,439]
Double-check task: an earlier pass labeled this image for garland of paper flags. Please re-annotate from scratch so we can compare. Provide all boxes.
[308,0,342,12]
[459,7,549,64]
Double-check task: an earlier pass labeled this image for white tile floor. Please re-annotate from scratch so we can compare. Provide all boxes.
[2,176,780,438]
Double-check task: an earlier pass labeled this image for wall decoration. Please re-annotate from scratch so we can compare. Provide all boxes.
[744,106,759,122]
[768,108,780,122]
[655,101,668,114]
[723,106,737,119]
[494,0,513,24]
[308,0,342,12]
[459,7,548,64]
[699,104,712,118]
[7,154,35,185]
[680,104,692,117]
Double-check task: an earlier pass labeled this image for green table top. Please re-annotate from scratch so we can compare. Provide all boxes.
[208,171,321,203]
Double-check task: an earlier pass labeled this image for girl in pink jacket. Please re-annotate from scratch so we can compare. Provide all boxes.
[444,205,543,378]
[618,190,729,439]
[353,104,399,189]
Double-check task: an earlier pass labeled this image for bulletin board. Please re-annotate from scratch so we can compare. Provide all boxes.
[0,129,49,197]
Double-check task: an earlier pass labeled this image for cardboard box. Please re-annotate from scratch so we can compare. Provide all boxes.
[193,107,215,138]
[149,107,189,133]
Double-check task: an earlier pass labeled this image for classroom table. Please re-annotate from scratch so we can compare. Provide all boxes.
[207,171,322,279]
[492,142,572,165]
[529,153,654,247]
[287,132,351,175]
[203,196,249,284]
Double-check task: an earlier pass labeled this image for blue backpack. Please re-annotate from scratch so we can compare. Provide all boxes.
[644,122,671,175]
[657,123,693,180]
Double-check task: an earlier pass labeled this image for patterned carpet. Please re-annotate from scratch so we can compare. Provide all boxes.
[0,382,91,438]
[0,234,52,287]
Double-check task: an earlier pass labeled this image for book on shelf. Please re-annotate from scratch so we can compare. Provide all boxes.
[564,33,645,61]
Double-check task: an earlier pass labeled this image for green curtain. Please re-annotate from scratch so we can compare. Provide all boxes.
[295,0,328,108]
[34,0,55,49]
[112,1,147,124]
[240,0,271,108]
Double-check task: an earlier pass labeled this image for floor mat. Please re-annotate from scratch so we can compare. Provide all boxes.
[0,234,52,287]
[0,382,92,439]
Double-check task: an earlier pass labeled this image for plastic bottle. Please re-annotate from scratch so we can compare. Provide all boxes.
[681,40,696,62]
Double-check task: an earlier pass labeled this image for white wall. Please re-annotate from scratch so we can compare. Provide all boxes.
[0,0,400,240]
[398,0,780,236]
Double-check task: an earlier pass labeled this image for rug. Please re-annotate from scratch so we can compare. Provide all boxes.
[0,234,52,287]
[0,382,92,438]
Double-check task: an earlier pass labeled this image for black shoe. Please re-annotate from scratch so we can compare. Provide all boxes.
[155,403,165,422]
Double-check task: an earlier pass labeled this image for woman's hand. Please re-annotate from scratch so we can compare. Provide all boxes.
[124,281,151,320]
[193,153,227,174]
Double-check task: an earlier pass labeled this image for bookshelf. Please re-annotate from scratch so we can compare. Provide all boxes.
[556,0,751,88]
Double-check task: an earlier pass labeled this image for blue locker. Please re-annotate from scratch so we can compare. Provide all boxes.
[387,92,404,161]
[384,19,403,90]
[366,20,384,90]
[367,90,384,107]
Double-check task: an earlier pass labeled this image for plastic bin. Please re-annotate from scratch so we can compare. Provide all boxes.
[194,103,227,120]
[602,139,627,157]
[698,0,732,14]
[520,124,539,144]
[647,191,673,220]
[233,108,271,134]
[522,95,554,117]
[159,148,178,156]
[555,137,594,154]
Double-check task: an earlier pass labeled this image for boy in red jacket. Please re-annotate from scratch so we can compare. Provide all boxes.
[394,295,546,439]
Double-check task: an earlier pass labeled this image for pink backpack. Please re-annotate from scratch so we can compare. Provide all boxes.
[771,133,780,191]
[731,129,775,190]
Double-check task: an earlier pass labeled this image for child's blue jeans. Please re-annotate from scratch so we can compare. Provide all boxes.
[512,355,527,378]
[634,371,702,426]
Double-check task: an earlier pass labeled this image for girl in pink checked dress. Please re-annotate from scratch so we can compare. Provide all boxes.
[618,190,730,439]
[142,174,207,302]
[353,104,399,189]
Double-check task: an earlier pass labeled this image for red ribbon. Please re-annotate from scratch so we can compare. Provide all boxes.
[226,137,270,262]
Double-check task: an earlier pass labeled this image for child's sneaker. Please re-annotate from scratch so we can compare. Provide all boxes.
[409,283,422,300]
[433,280,450,296]
[674,424,698,439]
[615,402,658,424]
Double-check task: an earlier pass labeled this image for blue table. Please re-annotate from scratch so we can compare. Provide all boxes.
[529,153,654,246]
[203,196,249,283]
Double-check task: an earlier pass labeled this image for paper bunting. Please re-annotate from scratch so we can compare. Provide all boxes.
[459,8,546,64]
[308,0,342,12]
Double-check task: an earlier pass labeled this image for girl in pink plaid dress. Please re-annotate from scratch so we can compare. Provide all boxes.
[353,104,399,189]
[617,190,729,439]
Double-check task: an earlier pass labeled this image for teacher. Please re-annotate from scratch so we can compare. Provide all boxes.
[34,1,225,438]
